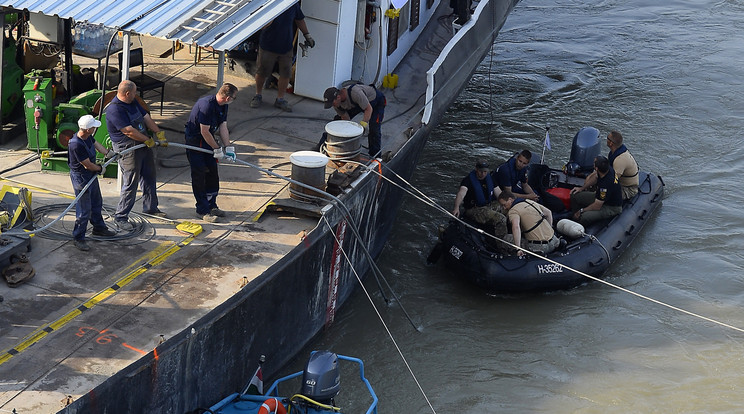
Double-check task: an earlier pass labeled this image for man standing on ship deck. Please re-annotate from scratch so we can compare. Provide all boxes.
[105,80,167,230]
[68,115,116,251]
[185,83,238,223]
[249,3,314,112]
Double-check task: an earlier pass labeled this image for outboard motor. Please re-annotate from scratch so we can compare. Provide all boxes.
[301,351,340,404]
[565,126,602,176]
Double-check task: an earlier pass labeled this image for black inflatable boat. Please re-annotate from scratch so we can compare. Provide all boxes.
[431,127,664,293]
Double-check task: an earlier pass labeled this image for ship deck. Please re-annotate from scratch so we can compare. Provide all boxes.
[0,33,438,412]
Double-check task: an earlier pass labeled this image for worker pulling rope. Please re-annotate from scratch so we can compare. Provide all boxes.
[3,143,147,237]
[4,140,422,334]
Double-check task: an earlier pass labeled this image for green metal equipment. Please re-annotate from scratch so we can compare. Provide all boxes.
[22,77,117,177]
[2,38,24,119]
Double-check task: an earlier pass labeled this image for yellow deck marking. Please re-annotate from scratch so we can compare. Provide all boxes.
[0,225,201,366]
[0,178,76,199]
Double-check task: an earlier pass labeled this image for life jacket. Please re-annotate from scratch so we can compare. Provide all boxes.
[468,170,495,207]
[608,145,639,179]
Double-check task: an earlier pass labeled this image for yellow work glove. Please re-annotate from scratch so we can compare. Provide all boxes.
[155,131,167,147]
[359,120,369,135]
[144,138,156,148]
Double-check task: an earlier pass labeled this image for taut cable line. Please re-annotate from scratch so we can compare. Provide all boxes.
[349,160,744,335]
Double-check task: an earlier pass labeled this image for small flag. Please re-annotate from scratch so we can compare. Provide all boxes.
[245,365,263,395]
[545,130,551,151]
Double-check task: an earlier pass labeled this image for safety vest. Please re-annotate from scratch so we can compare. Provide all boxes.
[468,170,495,207]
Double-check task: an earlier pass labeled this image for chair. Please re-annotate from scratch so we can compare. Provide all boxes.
[118,48,165,115]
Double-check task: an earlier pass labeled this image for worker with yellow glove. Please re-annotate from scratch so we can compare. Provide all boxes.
[323,83,386,157]
[105,80,167,229]
[155,130,167,147]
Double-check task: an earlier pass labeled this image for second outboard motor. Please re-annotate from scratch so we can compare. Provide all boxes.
[566,126,602,176]
[301,351,340,403]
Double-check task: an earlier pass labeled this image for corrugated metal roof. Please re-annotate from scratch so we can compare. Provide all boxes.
[0,0,297,50]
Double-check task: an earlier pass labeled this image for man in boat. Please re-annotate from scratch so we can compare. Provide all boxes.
[497,191,559,256]
[323,84,386,157]
[494,149,540,201]
[249,3,314,112]
[569,130,639,200]
[570,155,623,226]
[452,160,507,238]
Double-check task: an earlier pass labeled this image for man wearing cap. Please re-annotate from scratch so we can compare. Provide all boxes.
[185,83,238,223]
[323,84,386,157]
[105,80,167,230]
[68,115,117,251]
[452,159,507,238]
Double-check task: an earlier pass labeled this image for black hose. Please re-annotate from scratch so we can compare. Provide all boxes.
[0,153,41,175]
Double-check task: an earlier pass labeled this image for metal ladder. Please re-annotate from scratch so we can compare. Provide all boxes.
[170,0,252,40]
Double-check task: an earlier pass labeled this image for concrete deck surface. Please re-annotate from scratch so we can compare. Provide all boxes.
[0,44,339,413]
[0,18,438,409]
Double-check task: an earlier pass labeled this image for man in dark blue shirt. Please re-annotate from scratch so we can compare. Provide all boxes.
[185,83,238,222]
[68,115,116,251]
[570,155,623,226]
[249,3,314,112]
[494,149,539,201]
[105,80,167,230]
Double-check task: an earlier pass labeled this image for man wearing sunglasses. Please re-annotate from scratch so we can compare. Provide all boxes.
[184,83,238,223]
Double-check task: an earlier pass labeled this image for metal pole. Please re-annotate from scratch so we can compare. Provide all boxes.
[121,32,131,80]
[0,9,6,144]
[63,18,73,97]
[216,50,225,88]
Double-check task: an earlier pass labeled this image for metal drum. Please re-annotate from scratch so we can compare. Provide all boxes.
[289,151,329,202]
[324,120,363,160]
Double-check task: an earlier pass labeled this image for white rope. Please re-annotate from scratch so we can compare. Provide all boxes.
[321,215,438,414]
[351,161,744,335]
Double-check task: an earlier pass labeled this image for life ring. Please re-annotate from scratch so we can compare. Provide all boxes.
[258,398,287,414]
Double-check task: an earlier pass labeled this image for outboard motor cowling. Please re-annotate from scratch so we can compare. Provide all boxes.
[301,351,340,402]
[566,127,602,176]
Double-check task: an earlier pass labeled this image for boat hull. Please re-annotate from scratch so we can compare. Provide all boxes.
[61,0,519,412]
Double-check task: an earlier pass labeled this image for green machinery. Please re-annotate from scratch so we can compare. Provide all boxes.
[2,37,24,119]
[22,76,117,177]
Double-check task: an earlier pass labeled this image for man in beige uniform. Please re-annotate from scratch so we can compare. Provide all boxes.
[498,191,559,256]
[570,130,639,200]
